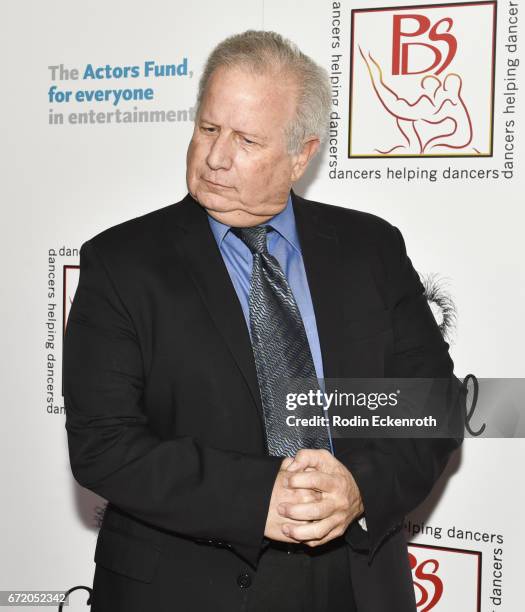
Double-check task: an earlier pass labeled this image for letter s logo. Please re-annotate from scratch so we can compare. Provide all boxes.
[392,14,457,75]
[409,552,444,611]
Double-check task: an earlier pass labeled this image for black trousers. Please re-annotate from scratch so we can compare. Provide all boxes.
[244,539,357,612]
[90,528,358,612]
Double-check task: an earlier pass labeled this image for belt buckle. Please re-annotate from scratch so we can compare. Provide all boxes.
[285,541,305,554]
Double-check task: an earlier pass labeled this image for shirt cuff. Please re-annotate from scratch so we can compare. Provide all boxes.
[358,516,368,531]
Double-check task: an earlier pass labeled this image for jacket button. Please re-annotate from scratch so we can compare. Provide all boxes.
[237,572,252,588]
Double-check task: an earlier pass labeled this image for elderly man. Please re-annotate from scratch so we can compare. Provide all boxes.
[64,30,463,612]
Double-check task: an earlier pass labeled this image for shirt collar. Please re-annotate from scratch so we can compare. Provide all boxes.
[207,210,230,246]
[207,193,301,253]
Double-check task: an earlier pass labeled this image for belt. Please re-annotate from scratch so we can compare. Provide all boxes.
[266,540,311,555]
[265,536,348,557]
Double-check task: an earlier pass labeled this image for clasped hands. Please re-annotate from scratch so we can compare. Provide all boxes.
[264,449,364,547]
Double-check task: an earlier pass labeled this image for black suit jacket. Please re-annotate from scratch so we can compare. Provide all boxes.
[64,191,464,611]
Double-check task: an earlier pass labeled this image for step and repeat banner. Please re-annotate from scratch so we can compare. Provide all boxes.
[2,0,523,610]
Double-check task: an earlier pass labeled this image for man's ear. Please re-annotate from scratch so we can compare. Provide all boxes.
[290,137,320,182]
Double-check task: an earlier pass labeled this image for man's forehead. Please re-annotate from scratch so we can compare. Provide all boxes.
[199,102,269,134]
[209,63,278,85]
[199,66,296,131]
[205,66,283,102]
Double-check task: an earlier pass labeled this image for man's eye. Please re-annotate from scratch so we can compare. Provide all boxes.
[201,126,216,133]
[242,136,255,145]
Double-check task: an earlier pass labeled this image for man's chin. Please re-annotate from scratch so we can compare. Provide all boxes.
[208,208,274,228]
[197,193,243,213]
[192,190,265,219]
[190,187,285,226]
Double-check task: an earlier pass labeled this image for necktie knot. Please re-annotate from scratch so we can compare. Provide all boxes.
[231,225,269,255]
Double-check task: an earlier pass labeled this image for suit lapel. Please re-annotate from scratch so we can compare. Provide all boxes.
[170,195,265,425]
[292,190,343,381]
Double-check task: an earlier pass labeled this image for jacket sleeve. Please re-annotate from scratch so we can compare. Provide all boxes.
[337,224,466,563]
[63,239,282,568]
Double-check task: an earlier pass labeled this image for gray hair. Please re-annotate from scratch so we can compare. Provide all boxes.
[196,30,331,155]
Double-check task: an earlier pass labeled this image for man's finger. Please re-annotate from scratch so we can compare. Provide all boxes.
[286,448,334,472]
[281,456,295,470]
[304,523,345,548]
[287,487,323,503]
[278,499,335,521]
[282,516,338,542]
[285,470,335,493]
[295,488,323,503]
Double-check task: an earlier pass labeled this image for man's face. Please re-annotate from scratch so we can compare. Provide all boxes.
[186,66,311,227]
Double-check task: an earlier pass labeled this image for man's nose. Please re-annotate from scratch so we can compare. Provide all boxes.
[206,133,233,171]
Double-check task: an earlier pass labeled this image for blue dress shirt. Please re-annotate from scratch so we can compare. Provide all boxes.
[207,193,333,453]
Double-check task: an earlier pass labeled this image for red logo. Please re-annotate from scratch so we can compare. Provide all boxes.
[349,2,496,157]
[392,14,457,75]
[409,551,444,610]
[407,543,481,611]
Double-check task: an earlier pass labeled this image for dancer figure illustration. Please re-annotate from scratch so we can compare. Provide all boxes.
[358,46,479,154]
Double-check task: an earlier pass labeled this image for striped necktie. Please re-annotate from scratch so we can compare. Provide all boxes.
[232,225,331,456]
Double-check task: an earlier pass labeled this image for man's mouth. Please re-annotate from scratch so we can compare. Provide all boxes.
[203,177,233,189]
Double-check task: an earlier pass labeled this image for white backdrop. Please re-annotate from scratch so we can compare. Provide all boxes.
[1,1,523,610]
